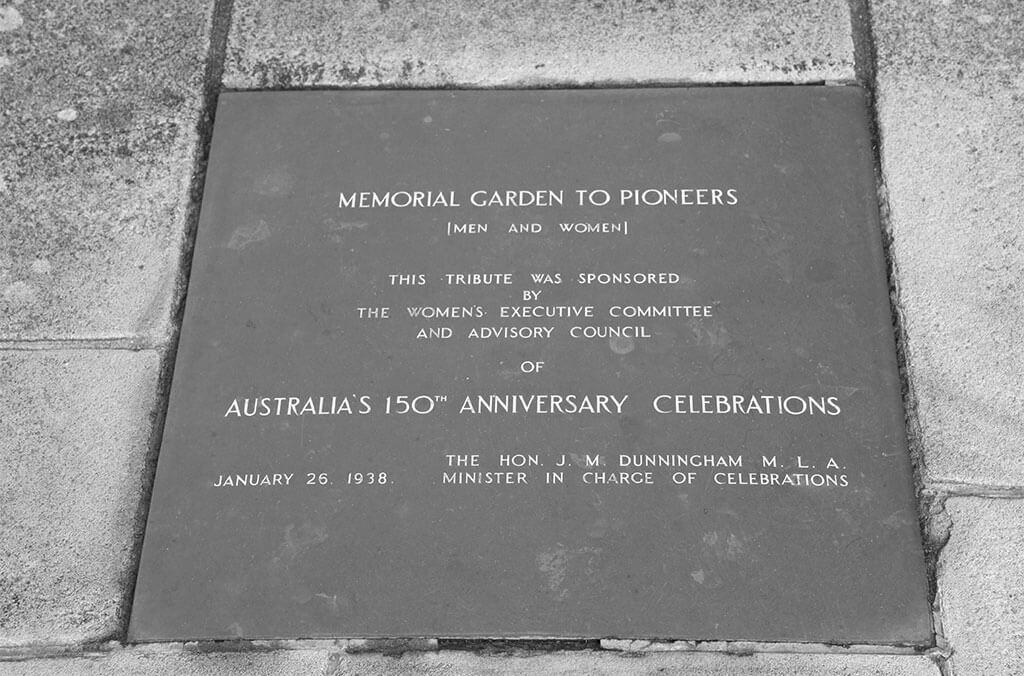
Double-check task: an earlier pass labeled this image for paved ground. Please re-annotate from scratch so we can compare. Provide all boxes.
[1,0,1021,673]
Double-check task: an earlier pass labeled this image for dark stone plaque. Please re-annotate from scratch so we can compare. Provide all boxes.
[130,88,931,643]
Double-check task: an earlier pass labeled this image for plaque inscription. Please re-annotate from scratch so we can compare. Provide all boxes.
[130,88,931,643]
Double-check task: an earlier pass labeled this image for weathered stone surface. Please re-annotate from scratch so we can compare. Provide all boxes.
[0,647,938,675]
[0,1,213,341]
[0,351,161,647]
[938,498,1024,675]
[873,0,1024,487]
[224,0,855,88]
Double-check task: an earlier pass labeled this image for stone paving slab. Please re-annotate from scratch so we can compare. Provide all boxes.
[0,350,162,647]
[872,0,1024,488]
[224,0,855,88]
[0,1,214,342]
[0,647,939,675]
[938,498,1024,675]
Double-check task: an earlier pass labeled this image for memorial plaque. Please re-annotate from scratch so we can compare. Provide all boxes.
[130,88,931,643]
